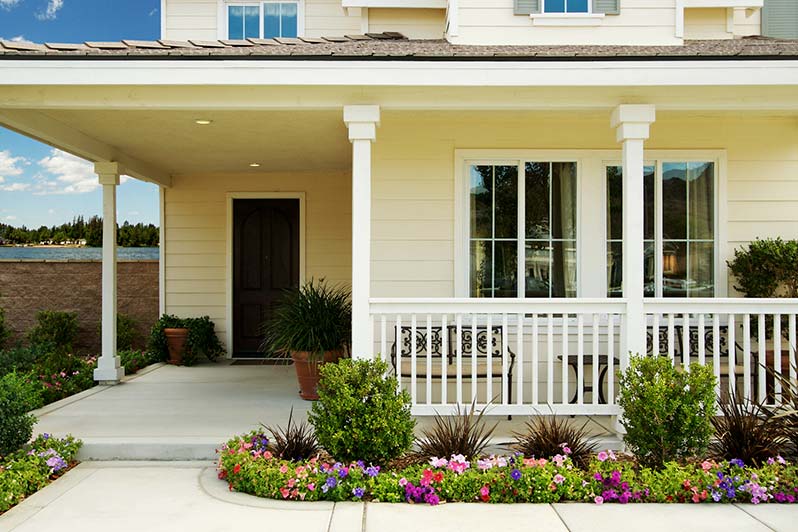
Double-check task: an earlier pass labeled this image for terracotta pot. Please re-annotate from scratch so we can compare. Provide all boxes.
[164,327,189,365]
[291,349,342,400]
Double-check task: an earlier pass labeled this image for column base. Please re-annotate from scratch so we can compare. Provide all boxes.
[94,359,124,384]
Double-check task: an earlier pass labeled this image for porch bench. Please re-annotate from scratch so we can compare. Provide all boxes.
[389,325,516,403]
[556,354,621,405]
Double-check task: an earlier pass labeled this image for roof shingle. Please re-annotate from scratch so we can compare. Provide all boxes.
[1,33,797,60]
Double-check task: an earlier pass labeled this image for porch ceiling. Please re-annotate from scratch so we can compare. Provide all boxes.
[30,109,352,176]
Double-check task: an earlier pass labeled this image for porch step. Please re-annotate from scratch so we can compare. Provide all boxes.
[77,435,624,461]
[77,437,224,461]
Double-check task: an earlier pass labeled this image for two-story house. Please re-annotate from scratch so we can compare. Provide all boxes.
[0,1,796,424]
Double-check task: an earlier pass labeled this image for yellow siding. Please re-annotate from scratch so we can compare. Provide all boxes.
[163,0,218,40]
[164,170,351,344]
[684,8,731,40]
[368,8,445,39]
[371,111,798,298]
[453,0,681,45]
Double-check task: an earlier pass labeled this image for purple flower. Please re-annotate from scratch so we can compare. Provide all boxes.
[338,467,349,479]
[326,476,338,489]
[730,458,745,468]
[352,487,364,498]
[46,454,68,473]
[426,493,440,506]
[510,469,522,481]
[365,465,380,478]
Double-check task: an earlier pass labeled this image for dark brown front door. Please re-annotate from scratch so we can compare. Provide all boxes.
[233,198,300,357]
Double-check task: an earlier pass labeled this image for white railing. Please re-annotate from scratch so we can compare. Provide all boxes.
[368,297,798,416]
[369,298,628,416]
[644,299,798,408]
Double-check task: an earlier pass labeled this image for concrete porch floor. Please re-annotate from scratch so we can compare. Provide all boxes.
[33,360,618,461]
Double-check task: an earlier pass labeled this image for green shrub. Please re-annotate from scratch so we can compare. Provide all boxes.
[0,345,47,377]
[36,355,97,405]
[98,314,139,351]
[27,311,79,354]
[0,372,43,457]
[0,301,10,349]
[148,314,224,365]
[309,359,414,464]
[727,238,798,298]
[618,356,716,468]
[119,349,154,375]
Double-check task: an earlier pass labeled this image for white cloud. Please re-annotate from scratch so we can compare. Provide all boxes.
[148,7,157,17]
[3,215,17,221]
[48,208,55,214]
[35,0,63,20]
[0,0,22,11]
[35,149,96,194]
[0,182,30,192]
[0,150,28,178]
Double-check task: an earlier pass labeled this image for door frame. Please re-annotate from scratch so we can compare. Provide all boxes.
[225,192,306,358]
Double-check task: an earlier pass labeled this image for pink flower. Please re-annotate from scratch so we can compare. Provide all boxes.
[263,451,273,460]
[307,483,315,491]
[701,460,714,472]
[430,457,448,468]
[479,485,490,502]
[399,477,408,487]
[553,474,565,485]
[597,451,609,462]
[595,496,604,505]
[279,465,288,474]
[288,478,295,488]
[608,450,617,461]
[280,488,290,499]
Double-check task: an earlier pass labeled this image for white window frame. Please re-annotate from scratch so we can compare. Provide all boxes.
[454,149,728,299]
[603,154,727,298]
[218,0,305,39]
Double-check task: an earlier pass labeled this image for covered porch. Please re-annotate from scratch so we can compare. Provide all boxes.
[1,62,797,425]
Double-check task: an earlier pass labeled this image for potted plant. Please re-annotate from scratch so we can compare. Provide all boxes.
[149,315,224,366]
[262,279,351,400]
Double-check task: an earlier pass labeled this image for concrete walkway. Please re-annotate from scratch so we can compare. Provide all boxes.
[33,361,617,461]
[2,462,796,532]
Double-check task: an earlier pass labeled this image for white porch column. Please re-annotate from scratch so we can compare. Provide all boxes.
[94,162,125,384]
[611,105,656,361]
[344,105,380,360]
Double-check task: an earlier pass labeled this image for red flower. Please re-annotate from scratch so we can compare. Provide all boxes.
[433,472,444,483]
[233,464,241,474]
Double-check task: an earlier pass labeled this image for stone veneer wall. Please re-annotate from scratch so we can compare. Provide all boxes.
[0,260,159,354]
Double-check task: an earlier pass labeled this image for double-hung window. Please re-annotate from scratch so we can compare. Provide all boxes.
[543,0,590,14]
[606,161,716,298]
[468,161,578,299]
[227,1,300,40]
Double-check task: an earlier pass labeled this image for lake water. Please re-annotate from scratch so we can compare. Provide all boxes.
[0,247,159,260]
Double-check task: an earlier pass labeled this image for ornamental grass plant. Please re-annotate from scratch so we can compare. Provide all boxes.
[510,416,596,469]
[263,408,320,462]
[710,397,787,466]
[416,403,497,461]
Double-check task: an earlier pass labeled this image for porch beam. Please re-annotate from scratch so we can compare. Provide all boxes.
[94,162,125,384]
[0,109,172,187]
[611,104,656,361]
[344,105,380,359]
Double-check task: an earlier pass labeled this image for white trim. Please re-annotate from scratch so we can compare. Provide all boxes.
[224,191,306,357]
[531,14,604,26]
[160,0,166,40]
[454,149,728,300]
[159,186,165,316]
[342,0,446,8]
[219,0,305,40]
[675,0,763,38]
[2,60,798,88]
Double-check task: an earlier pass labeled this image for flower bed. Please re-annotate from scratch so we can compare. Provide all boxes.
[218,432,798,506]
[0,434,82,514]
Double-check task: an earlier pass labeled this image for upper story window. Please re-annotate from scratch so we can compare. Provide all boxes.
[543,0,589,14]
[226,1,301,39]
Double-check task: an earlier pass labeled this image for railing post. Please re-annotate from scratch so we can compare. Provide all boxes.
[344,105,380,360]
[611,105,656,361]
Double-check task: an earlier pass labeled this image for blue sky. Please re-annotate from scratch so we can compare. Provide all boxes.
[0,0,161,228]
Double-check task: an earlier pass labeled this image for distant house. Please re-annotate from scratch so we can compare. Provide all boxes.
[0,1,796,426]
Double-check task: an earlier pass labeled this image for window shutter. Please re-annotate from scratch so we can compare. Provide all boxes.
[593,0,620,15]
[763,0,798,39]
[514,0,540,16]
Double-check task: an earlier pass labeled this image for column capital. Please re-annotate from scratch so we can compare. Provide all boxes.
[95,161,122,185]
[343,105,380,142]
[611,104,656,143]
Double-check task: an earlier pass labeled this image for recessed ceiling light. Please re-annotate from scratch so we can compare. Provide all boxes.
[194,119,212,125]
[249,163,261,168]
